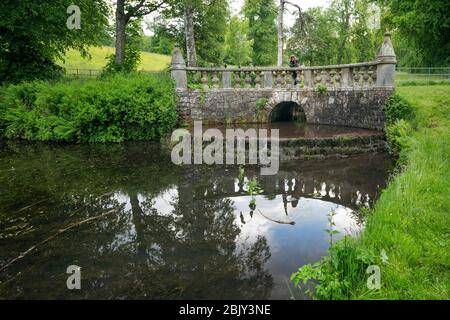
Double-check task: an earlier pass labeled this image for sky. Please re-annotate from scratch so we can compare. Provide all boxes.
[143,0,330,35]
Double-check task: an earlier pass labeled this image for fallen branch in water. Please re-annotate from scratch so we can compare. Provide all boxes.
[258,209,296,225]
[13,192,114,215]
[14,199,48,214]
[0,208,117,272]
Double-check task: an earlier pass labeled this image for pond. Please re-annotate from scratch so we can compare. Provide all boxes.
[0,140,392,299]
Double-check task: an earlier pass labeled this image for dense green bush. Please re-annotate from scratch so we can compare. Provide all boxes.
[384,94,415,126]
[386,119,414,156]
[0,73,176,142]
[383,93,416,156]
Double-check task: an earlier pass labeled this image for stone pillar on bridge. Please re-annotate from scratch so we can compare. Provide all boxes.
[376,32,397,87]
[170,44,187,90]
[303,70,313,89]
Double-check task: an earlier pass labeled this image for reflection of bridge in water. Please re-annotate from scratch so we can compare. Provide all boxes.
[179,153,392,211]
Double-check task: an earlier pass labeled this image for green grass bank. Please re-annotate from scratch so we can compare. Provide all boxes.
[57,47,171,72]
[292,85,450,299]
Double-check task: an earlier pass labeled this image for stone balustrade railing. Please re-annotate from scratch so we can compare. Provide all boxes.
[171,33,396,91]
[184,62,380,90]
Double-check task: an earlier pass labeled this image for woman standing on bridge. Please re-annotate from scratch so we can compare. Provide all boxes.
[289,55,299,85]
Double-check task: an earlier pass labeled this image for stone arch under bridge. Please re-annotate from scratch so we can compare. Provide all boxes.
[264,92,306,123]
[172,33,397,131]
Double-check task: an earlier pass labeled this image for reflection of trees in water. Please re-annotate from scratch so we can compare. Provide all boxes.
[121,182,273,299]
[0,189,273,299]
[0,143,274,299]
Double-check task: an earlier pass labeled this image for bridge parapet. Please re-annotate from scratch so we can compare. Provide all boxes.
[171,33,396,91]
[182,61,380,91]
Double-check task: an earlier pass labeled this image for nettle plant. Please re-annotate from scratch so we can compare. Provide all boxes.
[238,167,264,210]
[291,209,379,299]
[315,83,327,95]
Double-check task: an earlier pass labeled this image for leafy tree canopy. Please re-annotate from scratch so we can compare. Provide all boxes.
[0,0,108,84]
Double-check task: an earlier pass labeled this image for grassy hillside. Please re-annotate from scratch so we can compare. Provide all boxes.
[57,47,171,72]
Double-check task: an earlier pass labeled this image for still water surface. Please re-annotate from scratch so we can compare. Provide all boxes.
[0,141,392,299]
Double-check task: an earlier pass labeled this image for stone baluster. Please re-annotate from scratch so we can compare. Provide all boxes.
[295,70,302,89]
[276,71,283,89]
[320,70,329,86]
[255,71,262,89]
[370,66,377,85]
[245,71,252,88]
[314,70,321,86]
[201,71,209,89]
[235,71,241,88]
[334,69,341,88]
[362,67,370,87]
[353,68,361,87]
[329,69,335,87]
[359,69,366,88]
[282,71,288,88]
[285,70,293,89]
[325,70,334,88]
[211,71,220,89]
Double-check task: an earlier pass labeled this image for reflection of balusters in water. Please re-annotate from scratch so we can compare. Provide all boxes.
[313,181,322,197]
[364,193,371,208]
[234,71,241,88]
[354,190,362,206]
[320,182,327,197]
[284,178,290,192]
[328,184,336,198]
[287,178,294,192]
[234,178,240,193]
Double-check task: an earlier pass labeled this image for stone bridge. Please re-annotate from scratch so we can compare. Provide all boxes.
[171,33,396,131]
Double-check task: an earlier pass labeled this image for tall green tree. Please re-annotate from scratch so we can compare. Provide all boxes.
[350,0,378,62]
[377,0,450,67]
[287,0,378,66]
[113,0,171,67]
[224,16,253,66]
[243,0,278,66]
[195,0,229,65]
[144,18,179,55]
[104,19,144,73]
[151,0,229,66]
[287,7,338,66]
[0,0,108,84]
[331,0,356,64]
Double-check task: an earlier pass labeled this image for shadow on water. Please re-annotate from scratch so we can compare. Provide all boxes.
[0,141,393,299]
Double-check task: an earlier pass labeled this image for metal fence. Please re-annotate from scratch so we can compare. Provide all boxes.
[63,69,168,78]
[396,67,450,82]
[64,69,102,78]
